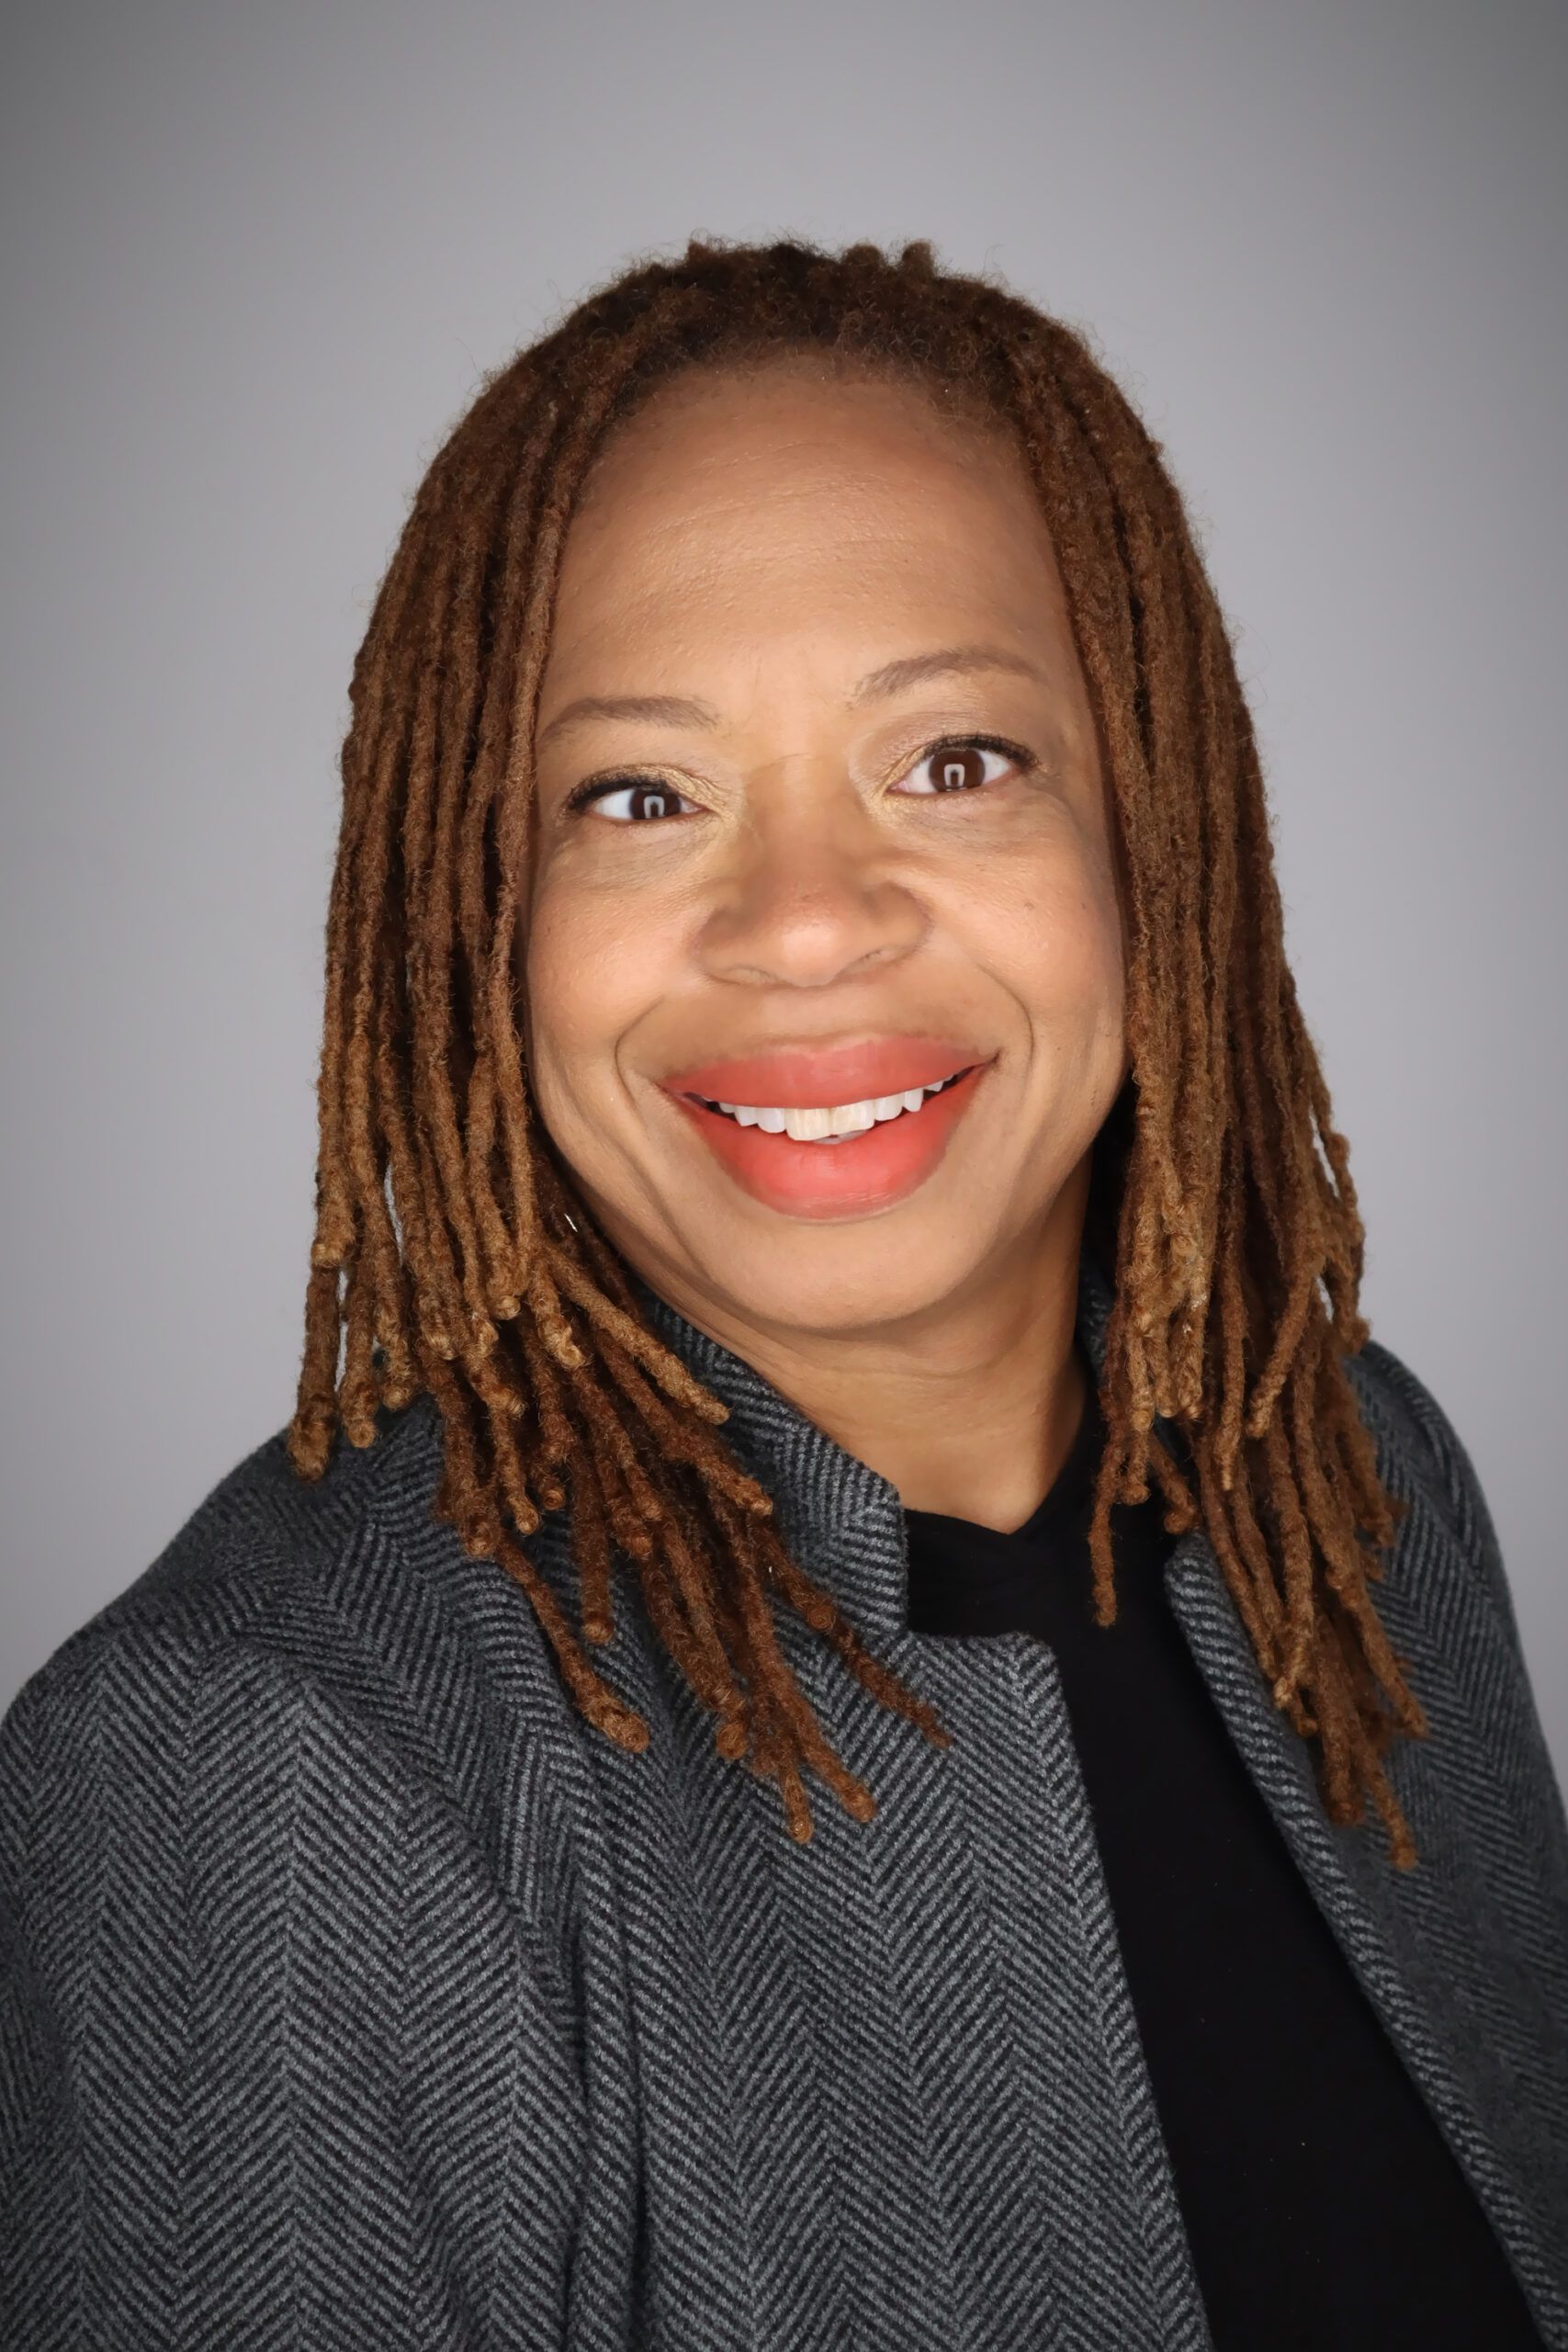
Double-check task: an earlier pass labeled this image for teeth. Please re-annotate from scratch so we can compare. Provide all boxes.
[783,1105,834,1141]
[704,1072,965,1141]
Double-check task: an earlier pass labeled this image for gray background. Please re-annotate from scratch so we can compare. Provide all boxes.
[4,0,1564,1789]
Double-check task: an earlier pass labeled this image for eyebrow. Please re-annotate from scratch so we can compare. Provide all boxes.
[533,646,1043,752]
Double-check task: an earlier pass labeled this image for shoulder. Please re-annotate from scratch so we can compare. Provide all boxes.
[0,1407,591,2299]
[1,1395,585,1911]
[1346,1332,1495,1541]
[1343,1328,1528,1671]
[6,1396,410,1735]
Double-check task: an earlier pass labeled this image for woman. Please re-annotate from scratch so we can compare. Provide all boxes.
[4,236,1565,2349]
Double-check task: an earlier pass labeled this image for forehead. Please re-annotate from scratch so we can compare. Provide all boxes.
[545,359,1071,676]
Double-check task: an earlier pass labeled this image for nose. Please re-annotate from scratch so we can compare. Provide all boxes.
[695,779,928,990]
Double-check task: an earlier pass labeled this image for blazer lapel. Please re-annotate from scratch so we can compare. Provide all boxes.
[1075,1234,1568,2352]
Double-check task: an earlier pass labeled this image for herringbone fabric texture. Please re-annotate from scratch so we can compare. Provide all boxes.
[4,1250,1567,2348]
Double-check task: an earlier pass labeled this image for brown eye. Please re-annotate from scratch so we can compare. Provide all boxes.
[570,777,698,822]
[894,740,1017,797]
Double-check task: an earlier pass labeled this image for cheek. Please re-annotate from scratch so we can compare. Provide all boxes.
[976,848,1127,1050]
[520,871,671,1131]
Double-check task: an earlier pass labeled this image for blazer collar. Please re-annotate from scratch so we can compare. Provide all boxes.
[634,1248,1119,1645]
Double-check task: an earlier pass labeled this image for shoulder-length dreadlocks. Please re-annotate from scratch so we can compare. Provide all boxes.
[288,233,1428,1867]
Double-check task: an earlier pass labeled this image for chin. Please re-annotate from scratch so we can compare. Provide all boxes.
[680,1219,1002,1340]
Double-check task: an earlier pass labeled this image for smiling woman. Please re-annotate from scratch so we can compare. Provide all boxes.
[296,266,1411,1859]
[5,236,1565,2351]
[525,363,1126,1269]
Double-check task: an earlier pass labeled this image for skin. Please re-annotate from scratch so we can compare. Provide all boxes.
[521,358,1130,1532]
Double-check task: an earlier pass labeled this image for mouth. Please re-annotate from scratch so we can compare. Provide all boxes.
[689,1064,973,1142]
[663,1056,992,1221]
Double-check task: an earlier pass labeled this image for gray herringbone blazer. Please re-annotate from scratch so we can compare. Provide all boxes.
[5,1250,1568,2348]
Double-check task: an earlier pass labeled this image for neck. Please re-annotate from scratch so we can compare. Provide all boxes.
[768,1281,1089,1535]
[632,1183,1094,1538]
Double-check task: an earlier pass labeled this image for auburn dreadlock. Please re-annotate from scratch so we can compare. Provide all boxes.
[288,233,1428,1865]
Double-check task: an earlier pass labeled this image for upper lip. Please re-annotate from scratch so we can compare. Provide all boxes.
[660,1035,989,1109]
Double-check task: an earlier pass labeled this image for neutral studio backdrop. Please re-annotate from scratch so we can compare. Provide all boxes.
[4,0,1564,1789]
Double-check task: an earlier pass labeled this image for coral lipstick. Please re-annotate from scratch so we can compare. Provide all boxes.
[659,1035,992,1220]
[665,1035,981,1110]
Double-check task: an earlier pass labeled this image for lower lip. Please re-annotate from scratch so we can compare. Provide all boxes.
[667,1065,988,1220]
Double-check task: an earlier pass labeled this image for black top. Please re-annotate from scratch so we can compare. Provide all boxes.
[903,1347,1543,2352]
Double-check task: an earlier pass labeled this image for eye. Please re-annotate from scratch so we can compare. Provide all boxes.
[566,775,700,823]
[892,734,1032,797]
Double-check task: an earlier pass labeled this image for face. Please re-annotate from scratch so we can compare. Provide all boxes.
[521,360,1129,1351]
